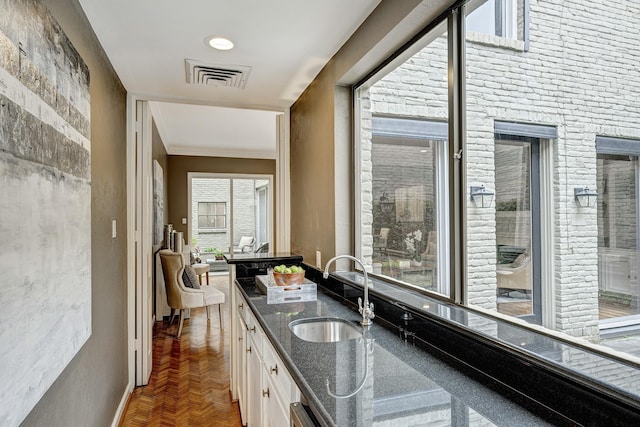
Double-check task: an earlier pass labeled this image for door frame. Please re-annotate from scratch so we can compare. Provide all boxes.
[126,96,290,391]
[494,136,542,324]
[126,96,154,387]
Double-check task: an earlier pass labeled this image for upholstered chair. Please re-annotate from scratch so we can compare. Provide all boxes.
[159,249,225,337]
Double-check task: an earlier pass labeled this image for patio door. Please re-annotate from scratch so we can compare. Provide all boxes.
[494,137,542,324]
[596,136,640,330]
[188,174,273,260]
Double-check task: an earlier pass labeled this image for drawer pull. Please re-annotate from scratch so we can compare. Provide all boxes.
[246,346,252,353]
[249,326,256,333]
[262,388,270,398]
[238,336,242,341]
[238,303,244,309]
[270,365,278,375]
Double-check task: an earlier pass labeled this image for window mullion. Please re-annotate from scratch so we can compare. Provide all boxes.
[448,8,466,305]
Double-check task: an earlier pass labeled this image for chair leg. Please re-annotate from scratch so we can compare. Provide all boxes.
[168,308,175,327]
[218,304,222,329]
[205,305,210,320]
[177,309,185,338]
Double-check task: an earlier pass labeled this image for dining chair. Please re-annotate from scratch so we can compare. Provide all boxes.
[159,249,225,337]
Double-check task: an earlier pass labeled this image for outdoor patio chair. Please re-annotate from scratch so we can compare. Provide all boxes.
[233,236,255,253]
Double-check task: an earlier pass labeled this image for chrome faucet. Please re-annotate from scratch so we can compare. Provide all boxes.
[323,255,375,326]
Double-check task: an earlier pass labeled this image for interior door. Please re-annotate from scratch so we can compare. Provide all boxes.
[135,100,154,385]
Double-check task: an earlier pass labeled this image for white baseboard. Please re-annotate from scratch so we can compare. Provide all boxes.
[111,381,134,427]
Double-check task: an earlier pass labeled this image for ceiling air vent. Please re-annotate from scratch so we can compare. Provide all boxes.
[185,59,251,89]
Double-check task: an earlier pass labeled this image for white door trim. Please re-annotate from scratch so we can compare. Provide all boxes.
[276,112,291,253]
[126,95,154,389]
[126,93,136,391]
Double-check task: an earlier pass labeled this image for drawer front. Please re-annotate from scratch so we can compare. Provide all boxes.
[263,339,299,405]
[246,308,264,356]
[235,287,248,321]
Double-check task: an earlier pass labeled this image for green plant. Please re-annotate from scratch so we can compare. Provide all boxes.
[204,247,215,253]
[214,248,224,257]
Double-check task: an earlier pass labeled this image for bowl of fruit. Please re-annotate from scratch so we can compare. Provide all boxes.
[272,264,305,287]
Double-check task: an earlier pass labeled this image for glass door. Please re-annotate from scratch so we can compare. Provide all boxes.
[190,175,272,262]
[494,138,541,323]
[232,179,260,255]
[597,153,640,324]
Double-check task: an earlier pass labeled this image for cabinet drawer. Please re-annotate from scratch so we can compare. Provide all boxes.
[262,339,299,405]
[246,308,264,356]
[235,287,248,321]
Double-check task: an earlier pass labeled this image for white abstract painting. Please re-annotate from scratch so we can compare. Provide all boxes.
[0,1,91,425]
[153,160,164,246]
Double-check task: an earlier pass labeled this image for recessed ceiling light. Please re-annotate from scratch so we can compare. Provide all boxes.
[205,36,234,51]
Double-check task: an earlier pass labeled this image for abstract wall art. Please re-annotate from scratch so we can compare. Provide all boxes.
[0,0,91,425]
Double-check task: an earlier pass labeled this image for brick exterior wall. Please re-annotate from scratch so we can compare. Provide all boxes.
[359,0,640,341]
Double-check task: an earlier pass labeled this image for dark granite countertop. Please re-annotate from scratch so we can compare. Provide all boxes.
[235,278,551,427]
[224,252,303,264]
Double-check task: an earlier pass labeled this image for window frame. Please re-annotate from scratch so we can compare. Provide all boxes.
[197,201,227,230]
[353,11,460,302]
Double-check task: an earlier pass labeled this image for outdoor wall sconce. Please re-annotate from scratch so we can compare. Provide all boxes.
[379,192,395,213]
[574,187,598,207]
[470,185,494,208]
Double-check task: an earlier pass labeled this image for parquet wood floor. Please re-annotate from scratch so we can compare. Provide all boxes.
[120,274,242,427]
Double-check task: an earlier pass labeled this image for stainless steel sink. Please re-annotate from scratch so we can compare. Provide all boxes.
[289,317,362,343]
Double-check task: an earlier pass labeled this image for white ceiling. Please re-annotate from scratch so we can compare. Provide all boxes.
[78,0,381,157]
[149,102,278,158]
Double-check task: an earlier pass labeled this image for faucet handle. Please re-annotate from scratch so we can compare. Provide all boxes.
[358,297,363,313]
[365,302,375,319]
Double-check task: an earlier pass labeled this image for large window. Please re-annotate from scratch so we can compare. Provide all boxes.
[356,21,450,297]
[198,202,227,229]
[354,0,640,362]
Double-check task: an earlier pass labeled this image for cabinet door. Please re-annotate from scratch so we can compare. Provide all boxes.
[237,314,247,425]
[263,369,290,427]
[246,335,263,427]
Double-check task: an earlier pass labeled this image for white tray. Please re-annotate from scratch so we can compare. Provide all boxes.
[255,275,317,304]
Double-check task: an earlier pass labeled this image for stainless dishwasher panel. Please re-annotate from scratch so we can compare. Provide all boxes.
[290,402,317,427]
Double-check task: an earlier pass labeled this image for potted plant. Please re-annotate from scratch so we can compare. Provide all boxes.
[405,230,423,266]
[214,248,225,260]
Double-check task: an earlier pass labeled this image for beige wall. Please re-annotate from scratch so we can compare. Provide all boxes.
[167,155,276,239]
[24,0,129,425]
[290,0,454,262]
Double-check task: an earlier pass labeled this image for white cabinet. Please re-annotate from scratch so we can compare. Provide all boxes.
[262,368,290,427]
[234,287,300,426]
[261,341,298,426]
[236,310,248,425]
[246,307,264,427]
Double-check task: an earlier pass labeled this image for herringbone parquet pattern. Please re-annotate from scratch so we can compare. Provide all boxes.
[120,274,242,427]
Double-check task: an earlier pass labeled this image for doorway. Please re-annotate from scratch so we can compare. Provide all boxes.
[597,147,640,330]
[494,136,542,324]
[188,174,273,261]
